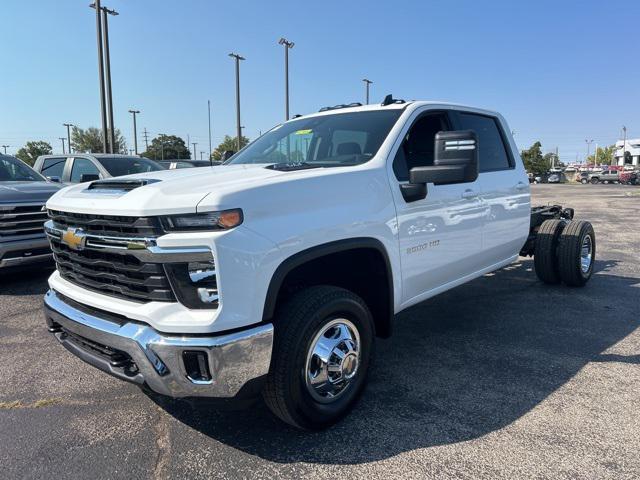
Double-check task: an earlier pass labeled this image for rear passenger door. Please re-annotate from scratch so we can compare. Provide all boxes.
[389,109,486,305]
[453,111,530,267]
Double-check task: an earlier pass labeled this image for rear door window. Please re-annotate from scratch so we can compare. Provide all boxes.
[457,113,512,172]
[70,158,101,183]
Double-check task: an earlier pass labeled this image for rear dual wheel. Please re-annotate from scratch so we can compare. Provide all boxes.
[534,219,595,287]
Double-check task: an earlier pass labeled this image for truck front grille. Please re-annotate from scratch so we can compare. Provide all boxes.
[0,204,48,240]
[48,230,176,303]
[48,209,164,238]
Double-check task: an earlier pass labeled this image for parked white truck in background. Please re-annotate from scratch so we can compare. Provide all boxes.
[43,97,595,429]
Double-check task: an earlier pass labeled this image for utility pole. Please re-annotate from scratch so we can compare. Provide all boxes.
[192,142,197,160]
[200,151,205,160]
[63,123,74,154]
[228,53,245,152]
[278,38,294,120]
[59,138,67,155]
[594,143,598,167]
[362,78,373,104]
[91,0,108,153]
[208,100,212,165]
[1,145,9,154]
[142,128,149,150]
[128,109,140,155]
[101,6,118,153]
[585,139,593,165]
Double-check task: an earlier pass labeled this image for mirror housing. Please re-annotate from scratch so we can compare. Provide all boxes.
[409,130,478,186]
[80,173,100,183]
[222,150,235,161]
[46,176,61,183]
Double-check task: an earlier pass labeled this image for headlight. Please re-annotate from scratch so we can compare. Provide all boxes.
[165,260,219,309]
[163,209,243,232]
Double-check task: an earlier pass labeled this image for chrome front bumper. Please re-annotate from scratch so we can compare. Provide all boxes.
[43,289,273,398]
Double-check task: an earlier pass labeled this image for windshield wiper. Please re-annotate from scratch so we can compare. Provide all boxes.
[265,162,325,172]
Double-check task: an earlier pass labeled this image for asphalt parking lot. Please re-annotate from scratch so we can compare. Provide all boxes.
[1,184,639,480]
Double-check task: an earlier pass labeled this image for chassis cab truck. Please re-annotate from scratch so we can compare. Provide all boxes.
[43,98,595,429]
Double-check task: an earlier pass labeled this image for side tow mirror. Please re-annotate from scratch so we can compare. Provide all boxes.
[46,176,61,183]
[409,130,478,186]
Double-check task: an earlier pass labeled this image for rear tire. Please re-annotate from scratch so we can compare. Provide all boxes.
[591,177,599,184]
[262,286,374,430]
[534,220,566,284]
[558,221,595,287]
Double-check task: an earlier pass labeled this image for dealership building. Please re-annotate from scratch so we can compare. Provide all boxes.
[615,138,640,167]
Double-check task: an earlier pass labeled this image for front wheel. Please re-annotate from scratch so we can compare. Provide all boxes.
[591,178,599,184]
[262,286,374,430]
[580,178,588,184]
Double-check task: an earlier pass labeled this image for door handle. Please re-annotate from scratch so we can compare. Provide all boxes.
[461,189,477,199]
[515,182,527,190]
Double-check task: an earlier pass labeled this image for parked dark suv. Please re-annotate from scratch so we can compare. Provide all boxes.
[0,154,61,269]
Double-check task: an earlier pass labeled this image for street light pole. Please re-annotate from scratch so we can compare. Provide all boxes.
[585,139,593,165]
[91,0,108,153]
[1,145,9,154]
[228,53,245,152]
[362,78,373,104]
[192,142,197,160]
[59,138,67,155]
[63,123,74,153]
[128,110,140,155]
[207,100,212,165]
[278,38,294,120]
[101,6,118,153]
[622,126,627,167]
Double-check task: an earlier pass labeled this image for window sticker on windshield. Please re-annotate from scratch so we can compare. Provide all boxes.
[295,129,313,135]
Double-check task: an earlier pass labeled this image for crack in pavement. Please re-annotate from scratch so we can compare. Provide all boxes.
[153,407,171,480]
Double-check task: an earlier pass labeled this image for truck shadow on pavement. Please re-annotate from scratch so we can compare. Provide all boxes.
[0,267,52,296]
[152,258,640,465]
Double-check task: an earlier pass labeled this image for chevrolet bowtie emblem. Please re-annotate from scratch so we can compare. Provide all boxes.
[61,227,87,251]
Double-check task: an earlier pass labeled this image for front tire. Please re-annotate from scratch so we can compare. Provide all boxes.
[558,221,596,287]
[262,286,374,430]
[591,177,599,184]
[580,178,588,184]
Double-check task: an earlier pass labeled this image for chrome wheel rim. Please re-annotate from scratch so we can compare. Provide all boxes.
[581,234,593,273]
[304,319,361,403]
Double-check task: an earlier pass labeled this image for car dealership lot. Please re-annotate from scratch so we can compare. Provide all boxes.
[1,184,639,480]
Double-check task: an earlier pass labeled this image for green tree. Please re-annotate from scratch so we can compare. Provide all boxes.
[212,135,250,161]
[15,141,52,166]
[585,145,616,165]
[71,126,127,154]
[141,134,190,160]
[521,141,552,174]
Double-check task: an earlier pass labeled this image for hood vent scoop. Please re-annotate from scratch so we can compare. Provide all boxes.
[86,179,161,192]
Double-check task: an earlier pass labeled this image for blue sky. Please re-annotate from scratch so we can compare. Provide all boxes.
[1,0,638,163]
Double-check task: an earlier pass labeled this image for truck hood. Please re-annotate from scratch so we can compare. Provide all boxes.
[46,164,290,215]
[0,181,62,205]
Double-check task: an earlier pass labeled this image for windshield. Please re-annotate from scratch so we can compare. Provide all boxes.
[226,110,402,166]
[96,157,163,177]
[0,155,45,182]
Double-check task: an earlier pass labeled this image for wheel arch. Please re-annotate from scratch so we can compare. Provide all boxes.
[262,238,395,338]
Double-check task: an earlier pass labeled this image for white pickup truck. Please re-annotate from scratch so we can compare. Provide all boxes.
[43,97,595,429]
